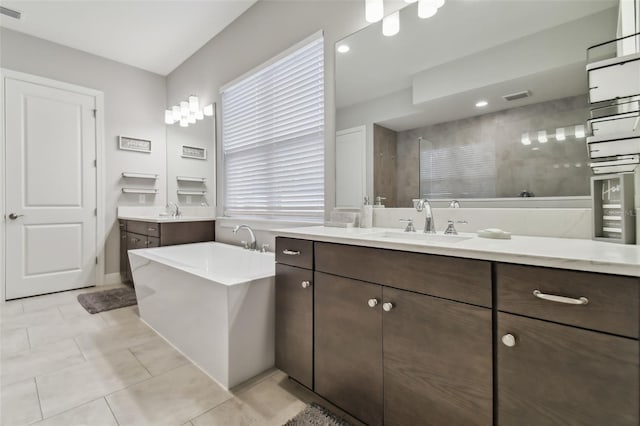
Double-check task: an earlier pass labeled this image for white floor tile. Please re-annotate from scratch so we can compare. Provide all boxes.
[31,398,118,426]
[0,378,42,425]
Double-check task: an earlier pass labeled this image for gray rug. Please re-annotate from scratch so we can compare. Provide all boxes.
[77,287,137,314]
[283,403,351,426]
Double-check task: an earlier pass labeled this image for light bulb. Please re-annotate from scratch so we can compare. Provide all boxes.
[195,110,204,120]
[337,44,350,53]
[172,106,181,121]
[365,0,383,23]
[164,110,174,125]
[179,118,188,127]
[556,128,566,141]
[538,130,548,143]
[188,114,196,124]
[180,101,189,117]
[418,0,438,18]
[574,125,585,138]
[475,100,488,108]
[203,104,214,117]
[382,11,400,37]
[521,133,531,146]
[188,95,199,113]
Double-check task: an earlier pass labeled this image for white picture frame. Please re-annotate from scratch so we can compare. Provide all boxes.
[181,145,207,160]
[119,136,151,153]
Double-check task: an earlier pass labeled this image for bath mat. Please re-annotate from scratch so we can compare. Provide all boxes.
[283,403,352,426]
[77,287,137,314]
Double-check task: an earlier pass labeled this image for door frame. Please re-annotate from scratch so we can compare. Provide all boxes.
[0,68,106,302]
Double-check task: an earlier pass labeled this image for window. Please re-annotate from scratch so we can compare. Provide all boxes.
[221,34,324,221]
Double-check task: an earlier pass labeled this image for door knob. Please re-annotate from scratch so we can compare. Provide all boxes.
[502,334,517,347]
[382,302,394,312]
[8,213,24,220]
[301,280,311,289]
[368,298,378,308]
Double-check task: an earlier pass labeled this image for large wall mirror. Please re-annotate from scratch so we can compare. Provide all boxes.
[335,0,620,207]
[166,107,216,207]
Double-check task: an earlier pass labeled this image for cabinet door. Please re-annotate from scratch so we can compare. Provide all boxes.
[498,312,639,426]
[383,287,492,426]
[315,272,383,426]
[275,264,313,389]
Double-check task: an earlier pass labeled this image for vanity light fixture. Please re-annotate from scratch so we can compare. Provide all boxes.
[365,0,384,23]
[555,128,566,141]
[418,0,438,19]
[165,95,213,127]
[521,133,531,145]
[538,130,548,143]
[382,11,400,36]
[337,44,350,53]
[475,100,488,108]
[574,124,586,139]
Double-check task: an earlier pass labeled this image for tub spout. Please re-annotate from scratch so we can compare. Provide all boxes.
[233,225,257,250]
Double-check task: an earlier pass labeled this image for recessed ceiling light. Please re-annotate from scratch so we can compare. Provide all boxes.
[475,100,488,108]
[337,44,350,53]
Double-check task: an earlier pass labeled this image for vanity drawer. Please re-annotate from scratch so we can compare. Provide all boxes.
[276,237,313,269]
[127,220,160,237]
[147,236,160,248]
[315,242,491,307]
[497,263,639,338]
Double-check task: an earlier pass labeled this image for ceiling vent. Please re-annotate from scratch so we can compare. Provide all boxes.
[0,6,21,20]
[503,90,531,101]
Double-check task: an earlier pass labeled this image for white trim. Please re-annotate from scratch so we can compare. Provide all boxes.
[220,30,324,93]
[0,68,106,301]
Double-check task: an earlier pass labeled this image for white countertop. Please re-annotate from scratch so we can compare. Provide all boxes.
[118,215,216,223]
[272,226,640,277]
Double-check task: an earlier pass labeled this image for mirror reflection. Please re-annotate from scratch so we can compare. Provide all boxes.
[335,0,619,207]
[166,109,216,207]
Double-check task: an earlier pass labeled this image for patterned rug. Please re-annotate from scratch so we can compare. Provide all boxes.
[77,287,137,314]
[283,403,352,426]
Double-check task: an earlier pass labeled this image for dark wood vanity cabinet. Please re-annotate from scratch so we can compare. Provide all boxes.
[119,219,215,283]
[274,238,314,389]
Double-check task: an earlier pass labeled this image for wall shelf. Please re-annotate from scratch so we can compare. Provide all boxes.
[176,176,206,182]
[177,190,207,196]
[122,188,159,194]
[122,172,159,179]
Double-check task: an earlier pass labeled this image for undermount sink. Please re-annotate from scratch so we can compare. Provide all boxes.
[372,231,473,244]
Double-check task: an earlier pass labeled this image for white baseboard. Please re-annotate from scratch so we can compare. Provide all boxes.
[103,272,123,286]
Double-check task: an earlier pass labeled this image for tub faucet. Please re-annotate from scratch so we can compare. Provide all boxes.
[233,225,257,250]
[167,202,181,218]
[415,198,436,234]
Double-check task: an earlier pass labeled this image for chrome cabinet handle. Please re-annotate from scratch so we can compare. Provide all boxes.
[283,249,300,256]
[8,213,24,220]
[147,227,157,232]
[131,238,141,243]
[301,281,311,289]
[533,289,588,305]
[502,334,517,347]
[382,302,394,312]
[368,298,378,308]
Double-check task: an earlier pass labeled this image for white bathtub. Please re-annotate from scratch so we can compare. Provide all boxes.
[128,242,275,389]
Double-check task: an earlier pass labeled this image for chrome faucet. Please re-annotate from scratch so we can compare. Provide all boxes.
[415,198,436,233]
[233,225,257,250]
[444,220,468,235]
[167,202,181,218]
[449,200,461,208]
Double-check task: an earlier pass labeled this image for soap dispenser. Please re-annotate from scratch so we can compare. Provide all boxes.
[361,196,373,228]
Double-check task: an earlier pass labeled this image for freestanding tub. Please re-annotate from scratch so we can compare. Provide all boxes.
[128,242,275,389]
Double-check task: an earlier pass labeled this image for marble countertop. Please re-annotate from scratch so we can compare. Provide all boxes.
[272,226,640,277]
[118,215,216,223]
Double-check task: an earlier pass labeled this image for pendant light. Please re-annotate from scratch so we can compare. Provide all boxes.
[365,0,384,23]
[382,11,400,36]
[418,0,438,18]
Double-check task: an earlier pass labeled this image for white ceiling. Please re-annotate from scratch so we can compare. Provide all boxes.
[0,0,258,75]
[336,0,619,109]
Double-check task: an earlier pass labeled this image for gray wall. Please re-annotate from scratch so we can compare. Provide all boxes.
[0,28,167,275]
[395,95,591,205]
[373,124,398,207]
[166,0,371,247]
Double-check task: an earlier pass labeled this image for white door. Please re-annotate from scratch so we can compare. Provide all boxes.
[5,78,97,299]
[336,126,366,207]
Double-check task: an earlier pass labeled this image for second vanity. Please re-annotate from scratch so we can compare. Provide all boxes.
[273,227,640,426]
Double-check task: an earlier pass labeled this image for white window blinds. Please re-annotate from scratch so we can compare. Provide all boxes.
[221,35,325,221]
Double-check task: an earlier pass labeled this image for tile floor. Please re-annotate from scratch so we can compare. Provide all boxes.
[1,284,362,426]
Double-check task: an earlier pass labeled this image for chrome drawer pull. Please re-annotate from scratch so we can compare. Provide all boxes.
[147,227,157,232]
[533,290,588,306]
[282,249,301,256]
[301,281,311,289]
